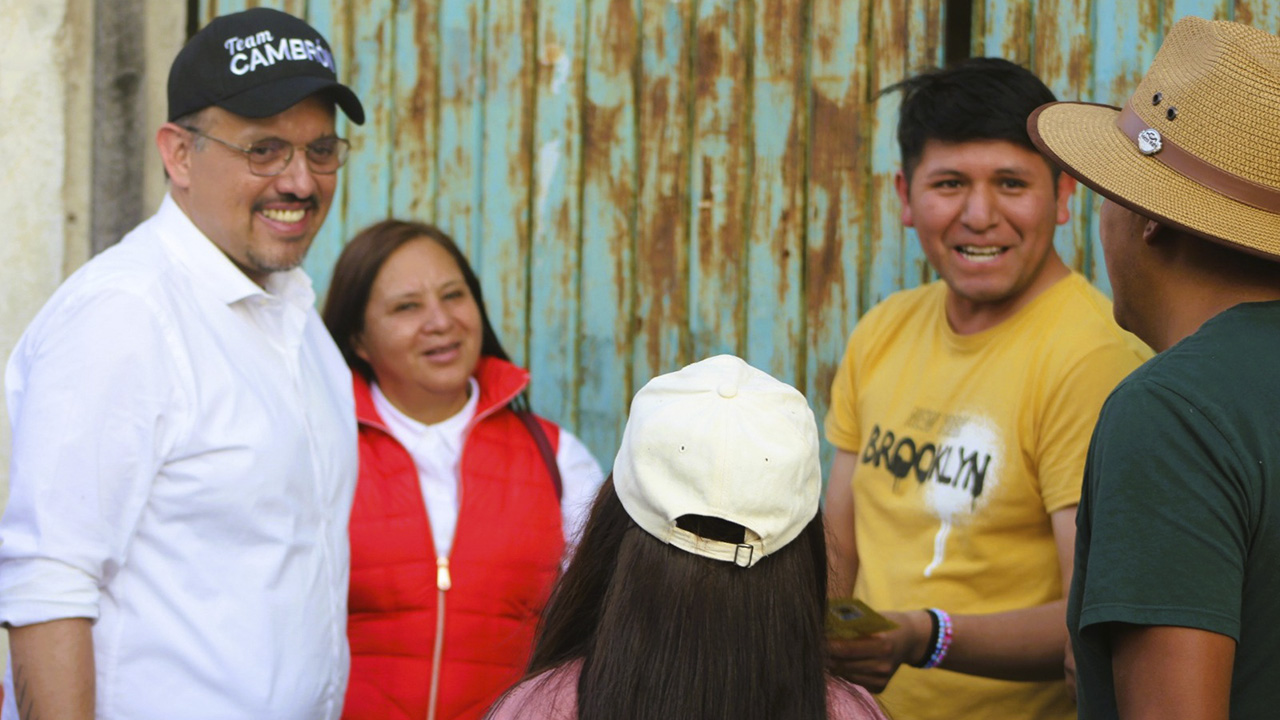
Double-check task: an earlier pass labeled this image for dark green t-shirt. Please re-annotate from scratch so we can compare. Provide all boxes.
[1069,301,1280,719]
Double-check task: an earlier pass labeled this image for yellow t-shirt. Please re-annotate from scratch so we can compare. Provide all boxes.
[826,273,1150,720]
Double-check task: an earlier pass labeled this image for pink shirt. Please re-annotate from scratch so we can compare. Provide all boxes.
[486,659,888,719]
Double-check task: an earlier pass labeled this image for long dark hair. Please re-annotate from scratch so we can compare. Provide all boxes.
[508,478,874,720]
[322,219,529,412]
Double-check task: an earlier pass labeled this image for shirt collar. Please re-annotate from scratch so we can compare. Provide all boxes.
[154,193,317,311]
[370,377,481,452]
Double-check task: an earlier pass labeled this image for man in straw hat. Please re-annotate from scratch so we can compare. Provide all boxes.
[1029,16,1280,719]
[824,58,1149,720]
[0,7,363,720]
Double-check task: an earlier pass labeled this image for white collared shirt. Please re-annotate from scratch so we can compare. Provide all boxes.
[0,194,358,720]
[370,381,602,558]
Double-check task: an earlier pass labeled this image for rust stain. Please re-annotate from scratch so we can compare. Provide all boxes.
[637,0,691,372]
[996,1,1032,67]
[638,189,687,371]
[759,0,797,72]
[695,24,724,98]
[867,169,896,307]
[585,0,638,316]
[606,0,638,62]
[1033,0,1063,80]
[1108,69,1143,106]
[647,77,670,124]
[540,42,564,67]
[869,0,909,93]
[1068,22,1091,93]
[816,34,835,64]
[409,2,437,138]
[812,360,839,408]
[775,119,803,287]
[581,138,634,311]
[807,0,870,327]
[583,104,622,166]
[806,97,858,319]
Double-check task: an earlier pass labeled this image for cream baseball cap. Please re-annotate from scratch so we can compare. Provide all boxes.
[613,354,822,568]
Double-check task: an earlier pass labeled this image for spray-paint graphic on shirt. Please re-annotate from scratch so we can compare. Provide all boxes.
[860,407,1002,576]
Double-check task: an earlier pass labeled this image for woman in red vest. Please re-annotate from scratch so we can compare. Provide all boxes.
[323,220,604,720]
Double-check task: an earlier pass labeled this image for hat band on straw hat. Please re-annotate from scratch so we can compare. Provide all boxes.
[1118,102,1280,213]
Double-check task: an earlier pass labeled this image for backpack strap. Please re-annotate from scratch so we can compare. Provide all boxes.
[515,410,563,502]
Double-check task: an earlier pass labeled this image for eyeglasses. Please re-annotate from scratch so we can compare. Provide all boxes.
[181,126,351,176]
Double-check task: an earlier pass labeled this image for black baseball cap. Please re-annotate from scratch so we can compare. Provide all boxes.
[168,7,365,125]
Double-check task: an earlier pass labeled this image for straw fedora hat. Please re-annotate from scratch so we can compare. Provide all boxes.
[1029,16,1280,260]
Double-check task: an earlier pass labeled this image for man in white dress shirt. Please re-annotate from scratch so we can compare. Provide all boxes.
[0,8,364,719]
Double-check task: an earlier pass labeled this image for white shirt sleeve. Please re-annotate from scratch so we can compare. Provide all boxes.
[0,287,187,627]
[554,429,605,551]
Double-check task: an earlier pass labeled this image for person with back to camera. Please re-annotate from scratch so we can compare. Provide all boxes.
[823,58,1152,719]
[1030,16,1280,719]
[487,354,889,720]
[0,8,363,719]
[322,219,605,720]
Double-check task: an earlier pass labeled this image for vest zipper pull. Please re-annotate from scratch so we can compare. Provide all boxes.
[436,556,452,591]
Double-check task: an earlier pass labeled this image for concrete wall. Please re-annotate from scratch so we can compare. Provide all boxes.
[0,0,184,673]
[0,0,94,670]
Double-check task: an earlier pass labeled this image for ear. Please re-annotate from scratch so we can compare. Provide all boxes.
[156,123,195,189]
[1142,219,1166,245]
[894,170,914,227]
[351,333,370,364]
[1054,173,1077,225]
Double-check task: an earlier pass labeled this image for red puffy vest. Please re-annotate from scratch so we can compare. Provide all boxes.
[343,357,564,720]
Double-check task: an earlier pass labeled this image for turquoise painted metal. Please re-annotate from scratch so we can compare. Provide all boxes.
[197,0,1280,472]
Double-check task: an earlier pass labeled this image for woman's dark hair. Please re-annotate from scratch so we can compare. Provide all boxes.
[321,219,528,412]
[507,478,879,720]
[884,57,1059,183]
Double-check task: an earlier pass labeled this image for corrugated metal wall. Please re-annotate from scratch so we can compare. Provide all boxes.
[197,0,1280,469]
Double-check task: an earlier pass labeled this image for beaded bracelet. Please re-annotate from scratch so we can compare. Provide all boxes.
[909,609,941,668]
[920,608,954,669]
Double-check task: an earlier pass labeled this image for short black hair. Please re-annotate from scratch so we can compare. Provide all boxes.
[884,57,1058,181]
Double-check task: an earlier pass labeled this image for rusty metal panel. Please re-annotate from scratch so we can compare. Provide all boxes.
[688,0,749,362]
[980,0,1032,64]
[526,0,586,428]
[390,0,439,221]
[865,0,907,311]
[478,0,535,368]
[1167,0,1233,30]
[302,0,356,296]
[1085,0,1160,294]
[186,0,1280,473]
[1236,0,1280,31]
[902,0,945,287]
[343,0,395,233]
[435,0,484,257]
[746,0,805,382]
[1029,0,1094,275]
[807,0,871,469]
[866,0,945,308]
[577,0,639,465]
[632,0,692,390]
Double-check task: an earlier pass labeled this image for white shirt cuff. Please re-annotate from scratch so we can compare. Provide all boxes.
[0,557,100,626]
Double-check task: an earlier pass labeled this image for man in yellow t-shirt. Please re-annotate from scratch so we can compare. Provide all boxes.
[824,58,1150,720]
